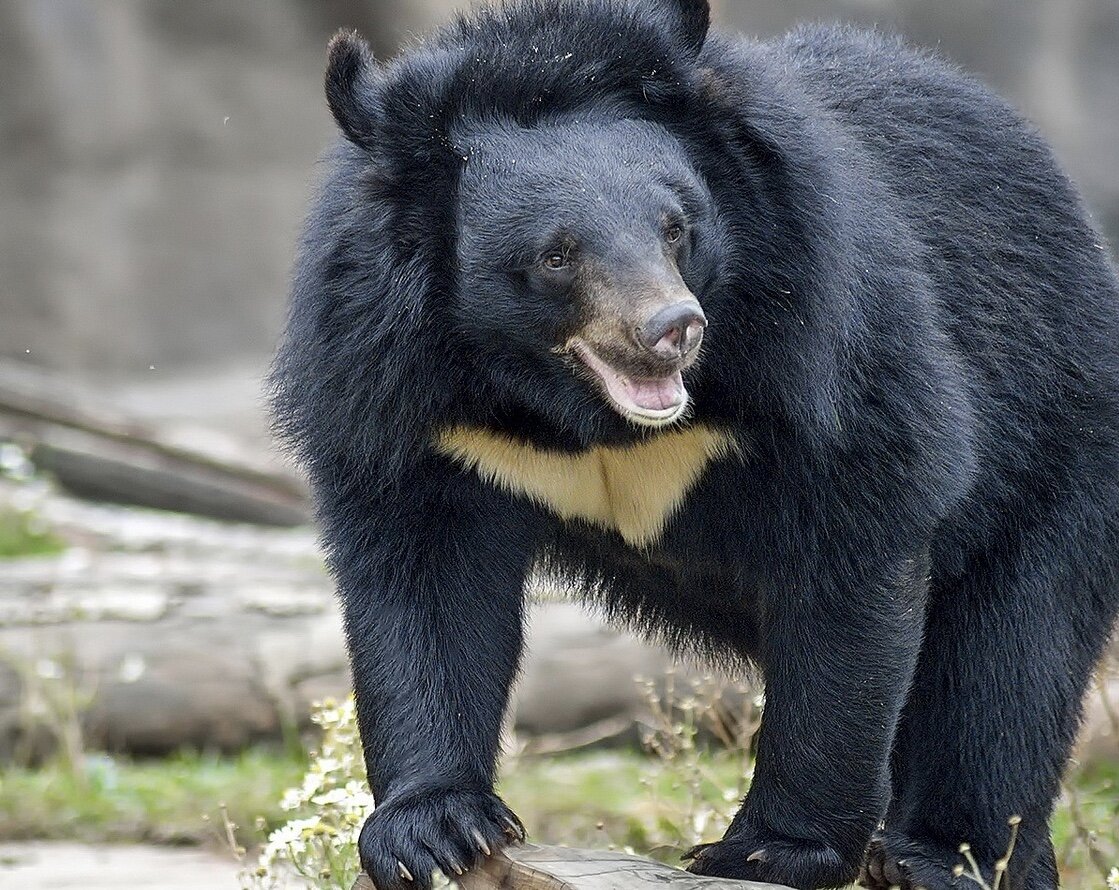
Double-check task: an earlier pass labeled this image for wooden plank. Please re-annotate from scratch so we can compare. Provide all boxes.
[352,844,793,890]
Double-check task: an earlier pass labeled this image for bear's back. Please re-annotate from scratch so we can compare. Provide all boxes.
[752,24,1119,394]
[707,23,1119,563]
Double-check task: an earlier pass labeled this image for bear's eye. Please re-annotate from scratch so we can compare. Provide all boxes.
[664,223,684,244]
[543,251,568,270]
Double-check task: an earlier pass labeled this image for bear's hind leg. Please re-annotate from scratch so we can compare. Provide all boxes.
[862,829,1059,890]
[875,516,1119,890]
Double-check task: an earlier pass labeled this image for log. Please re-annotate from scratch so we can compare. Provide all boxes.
[0,359,308,526]
[352,844,793,890]
[25,425,308,527]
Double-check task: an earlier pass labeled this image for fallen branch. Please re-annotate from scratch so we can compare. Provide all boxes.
[0,360,307,526]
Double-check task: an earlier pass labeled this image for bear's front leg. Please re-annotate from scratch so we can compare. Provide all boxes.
[319,452,539,890]
[687,550,929,889]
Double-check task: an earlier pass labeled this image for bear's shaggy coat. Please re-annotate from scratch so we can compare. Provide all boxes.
[271,2,1119,888]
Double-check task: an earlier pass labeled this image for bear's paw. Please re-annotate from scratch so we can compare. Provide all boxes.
[685,831,858,889]
[358,787,525,890]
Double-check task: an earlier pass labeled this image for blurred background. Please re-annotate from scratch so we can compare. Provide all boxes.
[3,0,1118,394]
[0,2,1116,888]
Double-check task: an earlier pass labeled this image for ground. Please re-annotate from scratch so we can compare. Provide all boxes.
[0,747,1114,889]
[0,842,241,889]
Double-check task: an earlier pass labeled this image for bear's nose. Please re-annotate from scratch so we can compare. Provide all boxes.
[637,301,707,360]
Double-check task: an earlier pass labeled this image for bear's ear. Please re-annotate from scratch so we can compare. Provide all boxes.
[325,29,382,151]
[661,0,710,56]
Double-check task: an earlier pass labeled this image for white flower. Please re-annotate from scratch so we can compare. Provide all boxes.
[259,817,320,866]
[1106,867,1119,890]
[312,784,377,814]
[279,787,304,811]
[344,779,375,803]
[299,772,324,799]
[245,695,370,887]
[311,787,350,806]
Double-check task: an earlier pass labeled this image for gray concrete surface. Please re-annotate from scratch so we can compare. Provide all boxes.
[0,842,242,890]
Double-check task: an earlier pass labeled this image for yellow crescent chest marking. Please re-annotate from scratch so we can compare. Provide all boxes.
[435,424,739,548]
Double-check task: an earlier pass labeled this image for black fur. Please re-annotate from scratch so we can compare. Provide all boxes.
[270,2,1119,889]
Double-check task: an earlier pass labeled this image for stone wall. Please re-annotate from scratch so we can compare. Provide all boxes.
[717,0,1119,242]
[1,0,1116,385]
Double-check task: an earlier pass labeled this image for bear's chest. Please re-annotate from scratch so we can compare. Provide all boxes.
[435,424,738,548]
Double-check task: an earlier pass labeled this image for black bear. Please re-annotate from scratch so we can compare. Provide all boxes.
[269,1,1119,888]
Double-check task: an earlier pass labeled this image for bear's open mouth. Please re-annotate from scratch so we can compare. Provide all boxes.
[570,340,689,427]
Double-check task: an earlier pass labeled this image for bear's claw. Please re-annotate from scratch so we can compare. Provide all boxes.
[686,831,857,888]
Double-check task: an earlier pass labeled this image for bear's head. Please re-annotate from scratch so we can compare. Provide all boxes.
[452,117,719,429]
[315,0,735,451]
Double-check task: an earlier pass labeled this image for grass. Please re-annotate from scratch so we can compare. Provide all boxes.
[500,748,744,856]
[0,745,1113,888]
[0,506,64,559]
[503,751,1119,888]
[1053,759,1119,885]
[0,747,305,846]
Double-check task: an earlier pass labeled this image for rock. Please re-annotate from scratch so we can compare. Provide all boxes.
[84,638,283,754]
[4,485,1110,765]
[515,601,676,741]
[2,0,1116,388]
[0,359,309,526]
[0,487,343,758]
[1073,674,1119,770]
[0,486,696,758]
